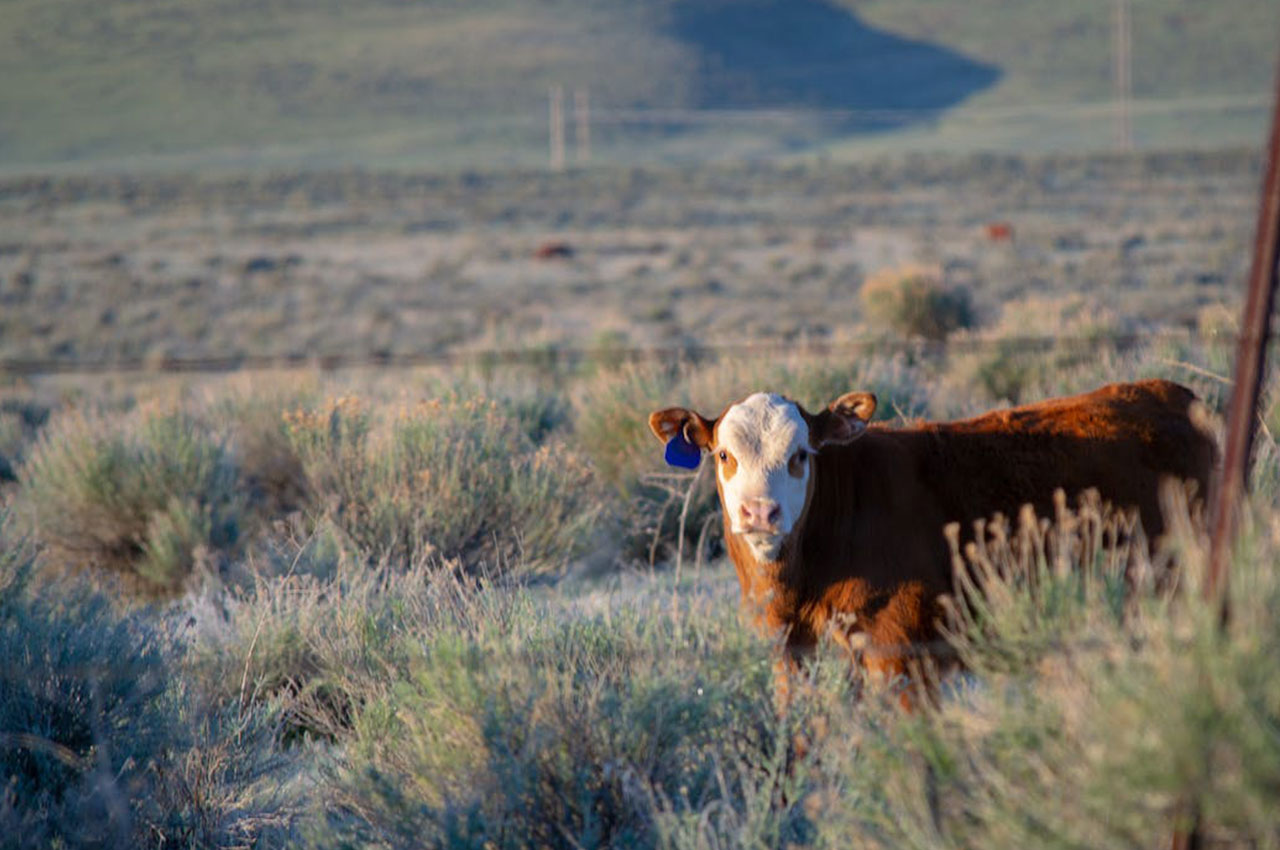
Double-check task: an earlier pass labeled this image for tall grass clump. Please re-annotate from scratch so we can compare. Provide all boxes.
[184,537,425,742]
[310,568,833,849]
[283,393,597,573]
[19,407,243,595]
[861,263,975,341]
[0,521,298,847]
[0,398,49,483]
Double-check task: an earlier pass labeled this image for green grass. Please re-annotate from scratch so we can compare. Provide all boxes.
[845,0,1278,107]
[0,0,1274,170]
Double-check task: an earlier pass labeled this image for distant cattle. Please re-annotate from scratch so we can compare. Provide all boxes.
[985,221,1015,242]
[533,241,575,260]
[650,380,1216,692]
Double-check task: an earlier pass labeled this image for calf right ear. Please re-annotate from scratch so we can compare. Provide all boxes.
[810,391,876,447]
[648,407,715,468]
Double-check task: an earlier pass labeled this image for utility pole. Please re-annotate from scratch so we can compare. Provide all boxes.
[549,85,565,170]
[574,88,591,164]
[1113,0,1134,151]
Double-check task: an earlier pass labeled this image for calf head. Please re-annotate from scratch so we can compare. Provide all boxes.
[649,391,876,563]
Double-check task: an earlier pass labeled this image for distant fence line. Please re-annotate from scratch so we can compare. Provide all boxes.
[0,331,1264,379]
[586,93,1272,128]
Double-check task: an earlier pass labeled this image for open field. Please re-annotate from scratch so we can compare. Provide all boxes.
[1,0,1276,170]
[0,149,1262,367]
[3,140,1280,846]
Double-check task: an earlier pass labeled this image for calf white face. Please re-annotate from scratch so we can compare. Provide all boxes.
[649,389,877,566]
[714,393,812,562]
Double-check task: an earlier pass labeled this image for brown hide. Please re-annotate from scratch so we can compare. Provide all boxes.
[715,379,1216,682]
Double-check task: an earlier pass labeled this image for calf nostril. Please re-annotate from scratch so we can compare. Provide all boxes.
[740,499,780,528]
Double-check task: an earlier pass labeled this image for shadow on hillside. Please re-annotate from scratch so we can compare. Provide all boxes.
[669,0,1000,130]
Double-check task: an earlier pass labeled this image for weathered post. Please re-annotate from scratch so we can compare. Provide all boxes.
[549,85,566,170]
[1205,71,1280,605]
[575,88,591,164]
[1170,65,1280,850]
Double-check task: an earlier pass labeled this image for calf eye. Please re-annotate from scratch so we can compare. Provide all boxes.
[788,448,809,478]
[717,449,728,462]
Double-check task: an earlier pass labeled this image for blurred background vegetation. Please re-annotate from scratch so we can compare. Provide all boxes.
[2,0,1280,846]
[0,0,1276,170]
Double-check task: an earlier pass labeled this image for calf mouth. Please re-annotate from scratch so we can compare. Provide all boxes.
[741,530,784,562]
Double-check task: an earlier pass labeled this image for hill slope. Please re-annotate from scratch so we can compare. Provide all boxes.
[0,0,1275,171]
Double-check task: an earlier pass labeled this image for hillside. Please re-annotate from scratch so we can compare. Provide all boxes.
[0,0,1276,171]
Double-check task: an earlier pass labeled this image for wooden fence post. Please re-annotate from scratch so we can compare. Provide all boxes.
[1171,62,1280,850]
[549,85,565,171]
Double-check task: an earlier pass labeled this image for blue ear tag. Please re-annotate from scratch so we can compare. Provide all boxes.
[664,433,702,469]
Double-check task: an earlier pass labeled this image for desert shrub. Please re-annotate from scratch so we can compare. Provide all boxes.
[183,535,425,742]
[20,407,243,595]
[0,522,297,847]
[312,568,831,850]
[216,396,314,527]
[861,264,975,341]
[282,393,597,573]
[0,398,49,484]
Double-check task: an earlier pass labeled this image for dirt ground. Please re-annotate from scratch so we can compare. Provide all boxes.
[0,149,1259,366]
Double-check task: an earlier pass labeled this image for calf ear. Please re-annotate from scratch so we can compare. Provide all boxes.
[811,392,876,447]
[648,408,715,448]
[649,408,715,468]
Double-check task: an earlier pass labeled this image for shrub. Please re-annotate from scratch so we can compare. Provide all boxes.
[0,398,49,484]
[283,393,598,573]
[311,568,828,850]
[20,408,243,595]
[861,264,975,341]
[184,534,421,742]
[0,522,297,847]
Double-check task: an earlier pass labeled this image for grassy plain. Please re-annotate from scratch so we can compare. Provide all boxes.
[0,0,1276,170]
[2,145,1280,846]
[0,150,1261,367]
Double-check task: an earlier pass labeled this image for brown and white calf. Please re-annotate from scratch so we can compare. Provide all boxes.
[649,379,1216,687]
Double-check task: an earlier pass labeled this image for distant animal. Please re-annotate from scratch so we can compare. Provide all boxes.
[649,380,1216,690]
[533,241,575,260]
[985,221,1015,242]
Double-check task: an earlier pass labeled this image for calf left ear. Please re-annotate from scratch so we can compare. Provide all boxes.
[811,391,876,447]
[648,407,715,469]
